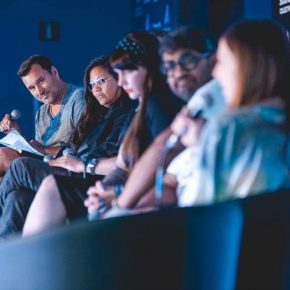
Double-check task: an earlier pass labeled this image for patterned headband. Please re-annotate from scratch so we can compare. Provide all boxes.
[115,36,145,56]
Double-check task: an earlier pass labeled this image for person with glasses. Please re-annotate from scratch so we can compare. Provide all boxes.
[177,20,290,204]
[83,27,223,214]
[23,31,183,235]
[160,27,214,103]
[0,56,136,238]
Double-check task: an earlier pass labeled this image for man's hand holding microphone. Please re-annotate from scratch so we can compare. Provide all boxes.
[170,107,206,147]
[0,110,21,134]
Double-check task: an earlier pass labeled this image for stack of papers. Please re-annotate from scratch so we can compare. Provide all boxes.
[0,130,44,156]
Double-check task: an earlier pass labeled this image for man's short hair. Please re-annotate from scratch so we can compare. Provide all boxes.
[159,26,215,55]
[17,55,53,77]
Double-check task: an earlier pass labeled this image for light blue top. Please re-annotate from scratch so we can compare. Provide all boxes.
[35,83,85,147]
[179,102,290,206]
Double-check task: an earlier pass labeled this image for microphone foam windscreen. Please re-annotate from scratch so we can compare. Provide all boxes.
[11,110,21,120]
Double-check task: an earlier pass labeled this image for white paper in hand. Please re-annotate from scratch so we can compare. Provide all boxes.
[0,130,44,156]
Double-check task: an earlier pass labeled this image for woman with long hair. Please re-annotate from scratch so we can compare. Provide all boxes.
[169,20,290,206]
[23,32,182,235]
[49,55,136,173]
[0,56,136,238]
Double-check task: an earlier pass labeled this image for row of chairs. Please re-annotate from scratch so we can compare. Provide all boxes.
[0,189,289,289]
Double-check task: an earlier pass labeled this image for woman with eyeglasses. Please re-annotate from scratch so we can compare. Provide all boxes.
[49,56,136,173]
[23,32,183,235]
[0,56,136,238]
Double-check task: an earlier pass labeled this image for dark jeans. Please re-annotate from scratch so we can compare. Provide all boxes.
[0,157,69,238]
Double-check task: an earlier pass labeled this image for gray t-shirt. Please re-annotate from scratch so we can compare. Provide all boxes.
[35,83,85,147]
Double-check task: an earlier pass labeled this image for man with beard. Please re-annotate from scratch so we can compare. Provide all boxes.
[161,27,213,103]
[86,27,222,214]
[0,55,85,179]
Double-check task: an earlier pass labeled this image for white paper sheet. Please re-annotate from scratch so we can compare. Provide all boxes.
[0,130,44,156]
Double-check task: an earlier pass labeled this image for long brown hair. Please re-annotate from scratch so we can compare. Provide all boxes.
[222,20,290,166]
[110,32,161,170]
[70,56,118,149]
[221,20,290,112]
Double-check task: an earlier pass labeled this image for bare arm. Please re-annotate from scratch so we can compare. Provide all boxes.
[84,128,181,214]
[48,155,116,176]
[133,172,178,209]
[94,157,117,176]
[42,146,61,156]
[161,173,178,206]
[117,128,183,208]
[84,150,128,214]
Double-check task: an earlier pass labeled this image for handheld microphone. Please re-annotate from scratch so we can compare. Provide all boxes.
[0,109,22,132]
[165,93,213,149]
[10,109,21,120]
[156,80,224,206]
[188,93,213,119]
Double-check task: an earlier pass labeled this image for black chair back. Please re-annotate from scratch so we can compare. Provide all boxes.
[0,201,243,290]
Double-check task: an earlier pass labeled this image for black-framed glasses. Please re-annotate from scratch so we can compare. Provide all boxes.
[160,52,210,75]
[89,77,111,91]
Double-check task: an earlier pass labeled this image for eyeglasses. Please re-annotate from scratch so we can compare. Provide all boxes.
[89,77,111,91]
[160,52,210,75]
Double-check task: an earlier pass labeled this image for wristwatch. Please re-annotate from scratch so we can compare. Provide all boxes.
[86,158,99,175]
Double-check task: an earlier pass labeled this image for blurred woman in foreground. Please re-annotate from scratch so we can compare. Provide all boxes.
[23,32,182,236]
[169,20,290,206]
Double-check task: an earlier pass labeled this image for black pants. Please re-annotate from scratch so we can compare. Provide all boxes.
[0,157,69,238]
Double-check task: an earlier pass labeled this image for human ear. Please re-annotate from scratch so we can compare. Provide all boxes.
[50,66,60,79]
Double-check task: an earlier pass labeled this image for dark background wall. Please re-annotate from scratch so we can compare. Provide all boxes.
[133,0,274,39]
[0,0,132,139]
[0,0,278,139]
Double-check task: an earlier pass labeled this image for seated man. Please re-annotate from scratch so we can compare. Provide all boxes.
[108,20,290,212]
[87,27,223,213]
[0,56,136,238]
[166,20,290,206]
[87,79,225,216]
[0,55,85,178]
[21,27,224,231]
